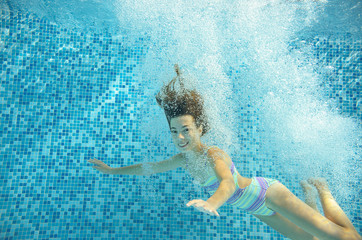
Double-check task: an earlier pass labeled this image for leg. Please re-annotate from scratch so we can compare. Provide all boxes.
[265,182,361,240]
[255,213,317,240]
[300,180,319,212]
[308,178,357,231]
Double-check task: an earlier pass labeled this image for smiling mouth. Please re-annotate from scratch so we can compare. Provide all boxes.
[179,142,189,148]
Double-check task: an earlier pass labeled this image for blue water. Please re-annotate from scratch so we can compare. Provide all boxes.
[0,1,361,239]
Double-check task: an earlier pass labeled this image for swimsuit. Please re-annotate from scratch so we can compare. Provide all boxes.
[199,147,279,216]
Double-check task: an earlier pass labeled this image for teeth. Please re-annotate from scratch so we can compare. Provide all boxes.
[179,142,188,147]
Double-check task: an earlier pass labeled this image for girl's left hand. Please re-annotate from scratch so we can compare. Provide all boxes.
[186,199,220,217]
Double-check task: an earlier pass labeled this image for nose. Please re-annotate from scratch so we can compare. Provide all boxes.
[178,133,185,139]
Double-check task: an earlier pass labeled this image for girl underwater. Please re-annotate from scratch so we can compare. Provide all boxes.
[88,65,361,240]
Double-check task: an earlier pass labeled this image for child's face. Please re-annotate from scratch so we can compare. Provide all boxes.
[170,115,203,152]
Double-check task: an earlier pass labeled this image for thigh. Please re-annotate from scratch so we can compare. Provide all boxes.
[255,213,317,240]
[265,182,353,240]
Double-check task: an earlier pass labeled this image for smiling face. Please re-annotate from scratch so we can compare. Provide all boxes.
[170,115,203,152]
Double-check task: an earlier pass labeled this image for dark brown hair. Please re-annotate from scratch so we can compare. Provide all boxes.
[155,65,210,136]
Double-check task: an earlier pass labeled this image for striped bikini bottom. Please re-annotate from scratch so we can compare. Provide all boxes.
[226,177,279,216]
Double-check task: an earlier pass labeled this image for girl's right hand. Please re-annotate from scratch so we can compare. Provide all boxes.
[88,159,114,175]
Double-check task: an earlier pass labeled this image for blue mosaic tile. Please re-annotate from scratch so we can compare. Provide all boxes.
[0,9,360,240]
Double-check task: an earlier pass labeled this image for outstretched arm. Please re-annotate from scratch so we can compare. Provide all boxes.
[187,148,236,216]
[88,153,185,176]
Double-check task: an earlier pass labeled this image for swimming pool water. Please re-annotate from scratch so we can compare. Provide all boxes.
[0,9,361,240]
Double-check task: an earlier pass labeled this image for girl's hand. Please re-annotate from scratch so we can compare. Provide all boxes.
[186,199,220,217]
[88,159,114,175]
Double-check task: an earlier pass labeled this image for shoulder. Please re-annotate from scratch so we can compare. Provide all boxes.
[205,146,231,163]
[206,146,225,155]
[205,147,234,173]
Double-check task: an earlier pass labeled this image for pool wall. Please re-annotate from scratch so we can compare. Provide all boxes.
[1,10,361,240]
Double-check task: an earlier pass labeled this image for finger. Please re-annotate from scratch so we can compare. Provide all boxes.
[211,209,220,217]
[186,199,202,207]
[202,208,219,217]
[196,205,210,213]
[195,207,215,216]
[88,159,97,164]
[90,162,100,167]
[194,202,205,208]
[89,160,104,167]
[187,202,202,207]
[200,208,213,215]
[193,206,206,213]
[187,200,199,205]
[192,204,219,217]
[88,159,101,163]
[197,207,209,213]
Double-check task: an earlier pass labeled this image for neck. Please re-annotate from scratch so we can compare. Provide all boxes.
[185,143,207,156]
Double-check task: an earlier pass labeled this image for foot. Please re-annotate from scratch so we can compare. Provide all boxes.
[300,180,318,211]
[307,177,330,196]
[300,180,315,192]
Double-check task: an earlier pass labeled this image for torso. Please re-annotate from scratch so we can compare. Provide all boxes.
[182,151,215,184]
[181,146,252,188]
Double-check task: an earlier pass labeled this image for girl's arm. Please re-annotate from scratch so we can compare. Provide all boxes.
[205,150,237,209]
[187,148,236,216]
[88,153,185,176]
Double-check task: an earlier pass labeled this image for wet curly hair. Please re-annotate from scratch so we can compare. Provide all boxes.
[155,65,210,136]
